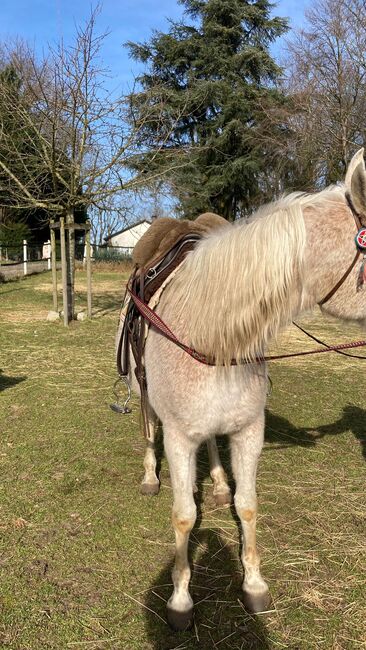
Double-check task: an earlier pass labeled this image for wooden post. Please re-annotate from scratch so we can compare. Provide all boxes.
[66,210,75,322]
[50,222,58,312]
[23,239,27,276]
[86,222,92,318]
[60,217,69,326]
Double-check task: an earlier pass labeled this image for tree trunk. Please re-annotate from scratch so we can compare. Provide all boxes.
[66,209,75,322]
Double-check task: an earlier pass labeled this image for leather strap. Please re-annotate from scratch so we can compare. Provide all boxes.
[319,250,360,306]
[319,192,364,305]
[128,288,366,363]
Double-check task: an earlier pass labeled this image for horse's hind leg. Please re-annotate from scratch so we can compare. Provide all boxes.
[207,437,231,506]
[231,414,271,613]
[164,429,197,631]
[140,403,160,496]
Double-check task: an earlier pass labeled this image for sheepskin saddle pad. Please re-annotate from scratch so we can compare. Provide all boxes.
[118,212,228,379]
[133,212,228,271]
[130,212,229,304]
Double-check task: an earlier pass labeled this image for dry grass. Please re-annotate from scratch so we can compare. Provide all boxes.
[88,259,134,274]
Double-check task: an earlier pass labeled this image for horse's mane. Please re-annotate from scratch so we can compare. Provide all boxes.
[164,186,346,365]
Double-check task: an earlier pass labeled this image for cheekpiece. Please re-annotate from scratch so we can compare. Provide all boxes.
[355,228,366,251]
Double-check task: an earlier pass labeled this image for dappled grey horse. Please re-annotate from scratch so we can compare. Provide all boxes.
[126,150,366,630]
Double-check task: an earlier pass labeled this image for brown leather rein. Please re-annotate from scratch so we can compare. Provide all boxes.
[127,192,366,366]
[128,288,366,364]
[319,192,363,305]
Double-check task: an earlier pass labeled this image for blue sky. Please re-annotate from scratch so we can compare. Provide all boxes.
[0,0,310,92]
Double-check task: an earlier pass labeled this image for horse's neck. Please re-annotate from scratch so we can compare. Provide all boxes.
[301,201,356,311]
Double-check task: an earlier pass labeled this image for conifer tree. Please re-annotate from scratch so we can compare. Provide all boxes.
[127,0,289,219]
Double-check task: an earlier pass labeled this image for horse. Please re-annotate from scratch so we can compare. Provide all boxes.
[126,149,366,631]
[141,409,232,506]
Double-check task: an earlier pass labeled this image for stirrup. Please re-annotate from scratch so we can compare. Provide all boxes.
[110,376,132,414]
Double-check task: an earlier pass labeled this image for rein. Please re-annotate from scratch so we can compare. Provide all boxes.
[126,194,366,367]
[114,193,366,431]
[128,288,366,365]
[319,192,365,305]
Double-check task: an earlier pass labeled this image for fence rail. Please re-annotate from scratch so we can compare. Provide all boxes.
[0,239,51,280]
[93,245,133,261]
[0,240,133,281]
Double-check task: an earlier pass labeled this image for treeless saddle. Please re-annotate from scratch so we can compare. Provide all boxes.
[116,212,228,430]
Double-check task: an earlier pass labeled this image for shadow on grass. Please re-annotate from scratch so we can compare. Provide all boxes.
[141,405,365,647]
[0,369,26,392]
[265,406,366,460]
[141,439,270,649]
[144,527,270,650]
[87,293,121,317]
[0,286,26,295]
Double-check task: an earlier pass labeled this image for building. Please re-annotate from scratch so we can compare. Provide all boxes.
[104,219,151,253]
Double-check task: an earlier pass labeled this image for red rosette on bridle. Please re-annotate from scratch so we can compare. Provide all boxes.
[355,228,366,250]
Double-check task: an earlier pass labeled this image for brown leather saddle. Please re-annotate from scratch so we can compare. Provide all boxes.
[114,213,229,434]
[117,232,202,379]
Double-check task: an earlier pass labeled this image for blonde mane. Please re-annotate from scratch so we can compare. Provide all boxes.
[165,186,346,365]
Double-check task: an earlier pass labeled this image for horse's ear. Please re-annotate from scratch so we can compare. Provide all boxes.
[345,148,366,215]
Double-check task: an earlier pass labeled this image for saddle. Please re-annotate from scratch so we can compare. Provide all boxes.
[116,212,228,434]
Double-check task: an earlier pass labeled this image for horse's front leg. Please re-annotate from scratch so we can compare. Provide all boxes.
[164,428,197,631]
[207,437,231,506]
[231,414,271,613]
[140,402,160,495]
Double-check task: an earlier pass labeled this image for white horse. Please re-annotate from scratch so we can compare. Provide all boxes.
[129,150,366,630]
[140,407,232,507]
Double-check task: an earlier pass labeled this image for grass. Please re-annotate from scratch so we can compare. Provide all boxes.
[0,269,365,649]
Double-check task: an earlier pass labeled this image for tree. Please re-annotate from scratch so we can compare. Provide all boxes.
[126,0,289,220]
[284,0,366,189]
[89,199,131,246]
[0,7,177,321]
[0,58,67,247]
[0,220,30,247]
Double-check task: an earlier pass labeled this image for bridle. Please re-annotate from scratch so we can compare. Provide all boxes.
[319,192,366,305]
[126,192,366,366]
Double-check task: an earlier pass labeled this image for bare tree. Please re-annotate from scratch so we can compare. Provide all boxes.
[284,0,366,188]
[89,198,132,246]
[0,6,188,321]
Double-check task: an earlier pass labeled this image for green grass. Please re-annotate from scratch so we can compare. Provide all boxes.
[0,270,365,649]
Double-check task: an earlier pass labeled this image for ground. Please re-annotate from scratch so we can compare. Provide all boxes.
[0,269,365,650]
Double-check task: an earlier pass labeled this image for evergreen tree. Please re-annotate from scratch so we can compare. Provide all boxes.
[127,0,289,220]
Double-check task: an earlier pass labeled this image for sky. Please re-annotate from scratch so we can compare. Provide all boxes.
[0,0,311,219]
[0,0,310,93]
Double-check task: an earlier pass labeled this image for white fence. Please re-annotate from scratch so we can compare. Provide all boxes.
[0,239,51,280]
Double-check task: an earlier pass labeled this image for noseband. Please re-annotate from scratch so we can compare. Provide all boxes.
[319,192,366,305]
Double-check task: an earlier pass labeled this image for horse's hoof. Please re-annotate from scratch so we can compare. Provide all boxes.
[214,490,232,507]
[140,481,160,496]
[166,605,194,631]
[242,589,272,614]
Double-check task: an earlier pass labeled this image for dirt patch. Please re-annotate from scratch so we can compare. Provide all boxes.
[1,310,48,323]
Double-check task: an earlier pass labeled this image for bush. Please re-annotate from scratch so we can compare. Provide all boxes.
[0,222,31,247]
[93,247,132,263]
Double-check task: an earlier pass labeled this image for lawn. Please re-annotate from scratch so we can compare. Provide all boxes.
[0,269,365,649]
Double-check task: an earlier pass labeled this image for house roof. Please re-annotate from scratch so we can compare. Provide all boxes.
[104,219,151,241]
